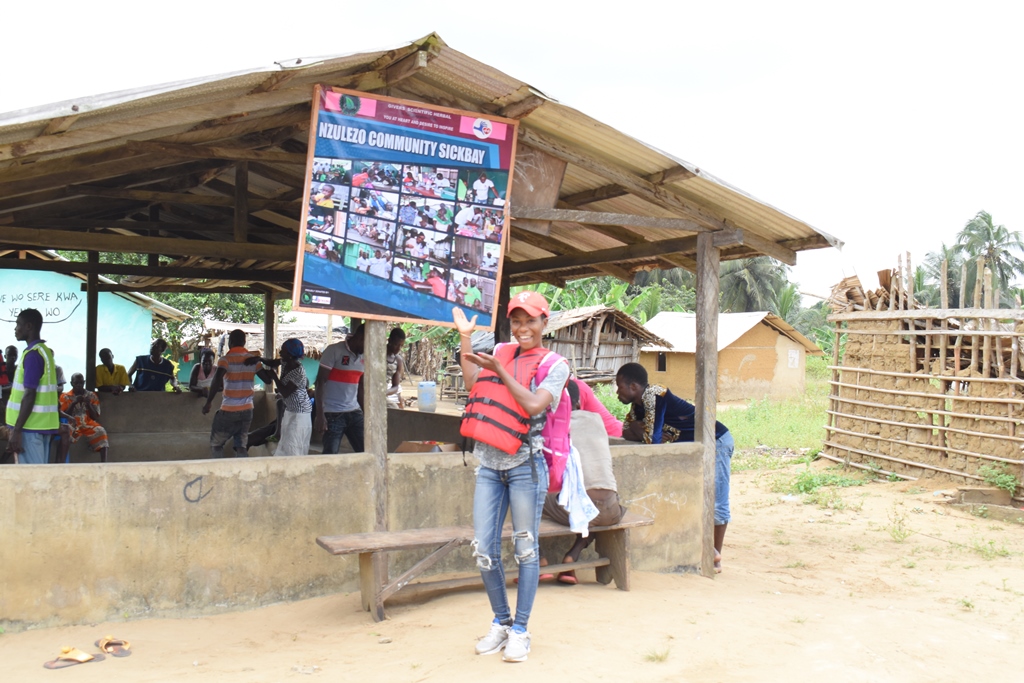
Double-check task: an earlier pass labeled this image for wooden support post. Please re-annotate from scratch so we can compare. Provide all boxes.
[959,262,968,309]
[147,205,160,269]
[85,252,99,391]
[984,268,994,378]
[326,314,334,345]
[971,257,984,372]
[939,260,948,373]
[234,161,249,243]
[364,320,390,621]
[495,267,511,344]
[694,232,719,579]
[263,293,276,359]
[906,251,914,306]
[830,324,843,463]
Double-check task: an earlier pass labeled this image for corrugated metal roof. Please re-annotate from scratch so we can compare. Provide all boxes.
[642,311,822,354]
[0,33,841,292]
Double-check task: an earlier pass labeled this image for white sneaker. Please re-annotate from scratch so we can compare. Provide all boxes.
[475,621,509,655]
[502,628,531,662]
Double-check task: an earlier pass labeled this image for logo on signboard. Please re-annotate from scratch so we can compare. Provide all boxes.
[472,118,493,139]
[340,95,361,116]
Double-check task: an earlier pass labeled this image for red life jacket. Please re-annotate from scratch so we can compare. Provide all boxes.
[461,343,571,492]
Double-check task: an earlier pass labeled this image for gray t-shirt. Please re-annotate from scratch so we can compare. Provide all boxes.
[475,358,570,471]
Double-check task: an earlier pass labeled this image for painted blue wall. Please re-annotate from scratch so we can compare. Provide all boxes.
[0,270,156,382]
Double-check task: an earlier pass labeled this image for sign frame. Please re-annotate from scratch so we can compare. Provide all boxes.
[291,85,519,331]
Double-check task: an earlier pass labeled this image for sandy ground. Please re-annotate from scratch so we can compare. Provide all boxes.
[3,457,1023,682]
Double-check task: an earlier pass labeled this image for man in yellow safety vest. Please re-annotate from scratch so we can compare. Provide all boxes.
[5,308,59,464]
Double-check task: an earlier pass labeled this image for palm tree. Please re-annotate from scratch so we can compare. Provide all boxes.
[772,283,802,325]
[719,257,790,313]
[922,242,964,307]
[954,211,1024,293]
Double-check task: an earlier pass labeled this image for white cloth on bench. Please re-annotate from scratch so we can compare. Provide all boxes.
[557,443,599,535]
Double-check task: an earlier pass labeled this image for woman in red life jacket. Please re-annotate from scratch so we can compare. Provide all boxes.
[454,291,569,663]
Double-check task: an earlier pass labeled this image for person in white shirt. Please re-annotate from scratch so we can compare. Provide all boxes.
[435,172,451,190]
[392,262,407,284]
[472,172,497,204]
[356,251,369,272]
[482,252,499,270]
[455,205,483,233]
[368,250,391,278]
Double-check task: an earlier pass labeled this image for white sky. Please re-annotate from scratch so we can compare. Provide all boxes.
[4,0,1023,300]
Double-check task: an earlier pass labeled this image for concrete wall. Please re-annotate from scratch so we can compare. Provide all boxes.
[641,323,806,402]
[1,392,464,462]
[0,442,702,631]
[0,270,154,381]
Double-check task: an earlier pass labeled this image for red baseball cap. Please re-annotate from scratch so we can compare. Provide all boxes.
[508,290,550,317]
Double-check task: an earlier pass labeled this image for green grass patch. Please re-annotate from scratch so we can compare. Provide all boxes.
[725,376,828,450]
[771,466,867,494]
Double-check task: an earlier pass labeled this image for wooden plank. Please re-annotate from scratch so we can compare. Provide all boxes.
[0,225,295,261]
[11,218,284,234]
[41,114,80,136]
[594,527,630,590]
[561,165,695,207]
[358,552,383,619]
[377,538,462,603]
[85,252,99,391]
[693,232,719,579]
[68,185,299,210]
[385,49,432,85]
[512,206,707,232]
[518,131,726,232]
[510,226,634,282]
[263,292,276,358]
[364,320,390,616]
[316,512,654,555]
[234,161,249,243]
[829,308,1024,322]
[397,558,612,599]
[0,86,318,162]
[82,284,264,294]
[126,140,307,165]
[506,234,700,275]
[0,257,295,282]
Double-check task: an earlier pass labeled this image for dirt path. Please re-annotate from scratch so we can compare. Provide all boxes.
[3,458,1022,681]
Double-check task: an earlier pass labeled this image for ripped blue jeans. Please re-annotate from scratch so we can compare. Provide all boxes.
[472,456,548,630]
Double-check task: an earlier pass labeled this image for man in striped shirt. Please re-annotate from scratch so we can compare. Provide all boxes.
[202,329,276,457]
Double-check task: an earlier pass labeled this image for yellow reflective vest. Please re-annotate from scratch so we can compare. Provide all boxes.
[5,342,59,432]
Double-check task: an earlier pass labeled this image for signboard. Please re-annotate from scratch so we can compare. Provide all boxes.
[292,86,518,330]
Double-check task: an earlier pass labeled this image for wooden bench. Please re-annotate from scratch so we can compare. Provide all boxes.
[316,511,653,621]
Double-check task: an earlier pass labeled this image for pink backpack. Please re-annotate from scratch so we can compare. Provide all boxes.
[535,353,571,493]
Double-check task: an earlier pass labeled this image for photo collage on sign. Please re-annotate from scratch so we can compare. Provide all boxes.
[305,158,509,313]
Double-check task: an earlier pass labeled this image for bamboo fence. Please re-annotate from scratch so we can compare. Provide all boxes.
[824,254,1024,502]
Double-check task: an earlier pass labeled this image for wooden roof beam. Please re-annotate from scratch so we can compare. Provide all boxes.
[66,185,300,211]
[0,85,321,162]
[41,114,80,136]
[10,218,285,234]
[560,165,694,207]
[711,228,797,266]
[507,233,701,276]
[0,257,294,282]
[81,283,268,294]
[519,129,724,232]
[0,226,295,261]
[512,206,705,232]
[126,140,307,165]
[511,226,634,282]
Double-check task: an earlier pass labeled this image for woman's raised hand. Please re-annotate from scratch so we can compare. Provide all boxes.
[452,307,478,336]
